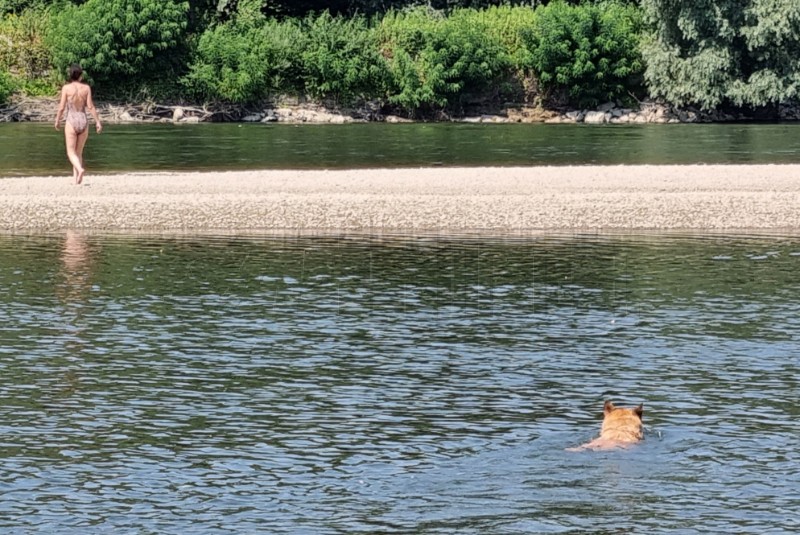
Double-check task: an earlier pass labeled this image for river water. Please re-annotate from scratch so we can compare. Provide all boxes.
[1,232,798,533]
[2,122,800,176]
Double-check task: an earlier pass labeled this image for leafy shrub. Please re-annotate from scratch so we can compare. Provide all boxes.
[467,5,537,72]
[0,68,15,103]
[379,7,509,114]
[1,0,44,15]
[186,10,388,105]
[527,0,643,106]
[0,6,54,82]
[299,12,388,104]
[183,16,305,103]
[48,0,188,86]
[1,0,651,111]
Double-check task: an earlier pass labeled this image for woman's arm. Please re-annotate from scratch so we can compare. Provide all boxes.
[86,87,102,133]
[54,86,67,130]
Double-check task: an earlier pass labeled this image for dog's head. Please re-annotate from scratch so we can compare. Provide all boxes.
[600,401,644,442]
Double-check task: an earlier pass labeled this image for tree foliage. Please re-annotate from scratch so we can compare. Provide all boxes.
[8,0,758,114]
[216,0,561,18]
[168,2,643,111]
[470,5,537,72]
[183,12,305,102]
[0,6,52,79]
[529,0,643,106]
[379,7,509,113]
[299,12,388,103]
[0,5,58,95]
[641,0,800,109]
[0,67,14,103]
[48,0,188,87]
[0,0,49,15]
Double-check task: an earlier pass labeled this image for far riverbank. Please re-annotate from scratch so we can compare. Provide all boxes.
[4,96,800,125]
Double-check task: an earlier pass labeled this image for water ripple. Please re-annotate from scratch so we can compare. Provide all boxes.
[0,232,799,533]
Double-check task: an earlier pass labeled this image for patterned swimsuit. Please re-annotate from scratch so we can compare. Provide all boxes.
[66,98,88,134]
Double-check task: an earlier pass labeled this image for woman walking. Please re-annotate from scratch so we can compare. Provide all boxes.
[54,64,103,184]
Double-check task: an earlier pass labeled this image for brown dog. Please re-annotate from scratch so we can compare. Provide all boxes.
[568,401,644,451]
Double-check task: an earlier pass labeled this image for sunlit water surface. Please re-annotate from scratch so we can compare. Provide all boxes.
[3,122,800,176]
[1,233,798,533]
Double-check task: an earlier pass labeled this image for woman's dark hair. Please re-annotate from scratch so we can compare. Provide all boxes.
[67,64,83,82]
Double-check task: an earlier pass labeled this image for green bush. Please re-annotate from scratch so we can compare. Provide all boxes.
[183,16,305,103]
[528,0,643,106]
[379,7,509,114]
[1,1,652,112]
[0,6,54,82]
[468,5,537,72]
[185,10,388,105]
[299,12,388,104]
[48,0,188,86]
[0,68,15,103]
[1,0,46,15]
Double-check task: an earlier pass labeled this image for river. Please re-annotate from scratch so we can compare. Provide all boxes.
[2,122,800,176]
[1,232,798,533]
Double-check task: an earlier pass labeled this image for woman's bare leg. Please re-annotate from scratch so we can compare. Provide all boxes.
[74,129,89,184]
[64,124,85,184]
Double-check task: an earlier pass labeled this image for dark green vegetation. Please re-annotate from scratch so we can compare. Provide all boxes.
[641,0,800,110]
[1,0,798,115]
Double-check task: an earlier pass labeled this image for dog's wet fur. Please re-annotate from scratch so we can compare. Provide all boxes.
[568,401,644,451]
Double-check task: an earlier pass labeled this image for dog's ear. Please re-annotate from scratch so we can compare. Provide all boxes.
[603,401,615,415]
[635,404,643,420]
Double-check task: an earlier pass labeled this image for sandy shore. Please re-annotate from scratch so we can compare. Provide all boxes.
[2,165,800,232]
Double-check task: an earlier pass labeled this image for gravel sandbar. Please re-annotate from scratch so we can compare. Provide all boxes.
[2,165,799,232]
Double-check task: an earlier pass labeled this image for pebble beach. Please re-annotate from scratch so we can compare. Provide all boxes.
[2,165,800,233]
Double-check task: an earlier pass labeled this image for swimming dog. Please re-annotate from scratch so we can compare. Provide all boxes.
[568,401,644,451]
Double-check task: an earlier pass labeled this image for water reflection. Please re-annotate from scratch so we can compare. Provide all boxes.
[58,230,94,304]
[4,122,800,176]
[57,230,96,352]
[0,233,798,533]
[52,231,97,404]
